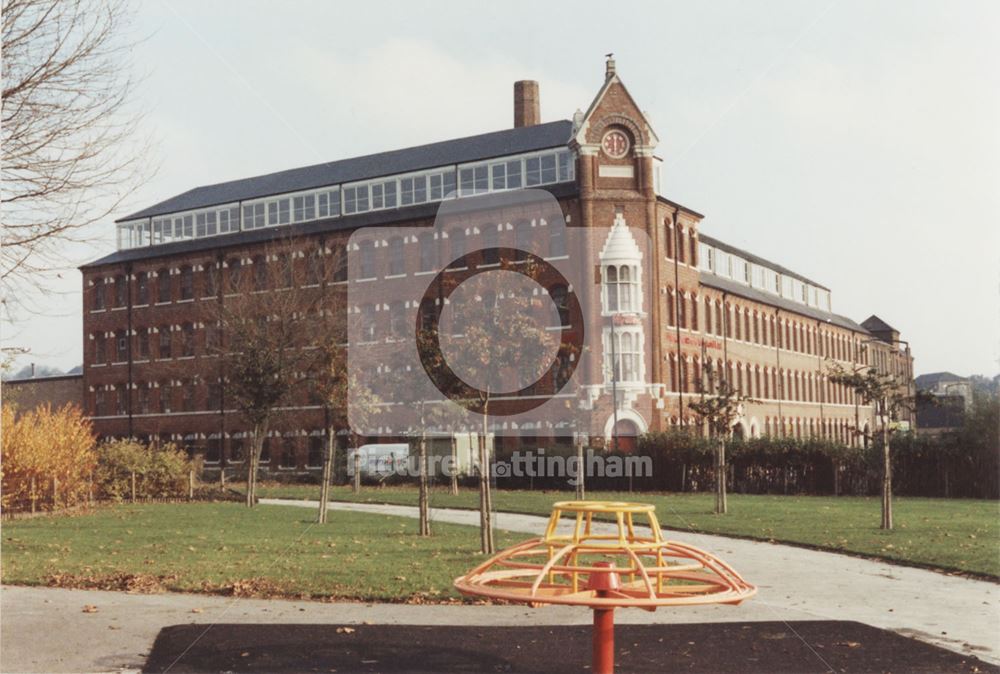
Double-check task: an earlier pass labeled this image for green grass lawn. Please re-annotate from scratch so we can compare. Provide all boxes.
[253,483,1000,578]
[1,502,517,601]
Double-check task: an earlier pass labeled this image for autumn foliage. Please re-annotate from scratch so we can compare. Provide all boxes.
[1,403,97,510]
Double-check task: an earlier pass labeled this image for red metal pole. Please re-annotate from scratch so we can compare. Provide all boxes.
[588,561,620,674]
[592,603,615,674]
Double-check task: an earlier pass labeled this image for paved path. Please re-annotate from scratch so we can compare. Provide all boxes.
[265,498,1000,664]
[2,499,997,672]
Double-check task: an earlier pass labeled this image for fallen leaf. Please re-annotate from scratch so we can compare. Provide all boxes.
[82,605,98,613]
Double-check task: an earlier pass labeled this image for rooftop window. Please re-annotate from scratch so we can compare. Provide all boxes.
[115,147,574,251]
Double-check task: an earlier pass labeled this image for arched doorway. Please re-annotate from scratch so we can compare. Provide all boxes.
[611,419,639,452]
[731,423,745,441]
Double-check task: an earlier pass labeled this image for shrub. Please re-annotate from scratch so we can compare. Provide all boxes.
[1,403,97,510]
[94,439,193,501]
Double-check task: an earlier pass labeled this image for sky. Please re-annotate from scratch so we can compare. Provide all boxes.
[3,0,998,378]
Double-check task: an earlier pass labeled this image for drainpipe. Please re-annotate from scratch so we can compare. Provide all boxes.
[775,308,783,437]
[126,262,134,438]
[672,210,684,424]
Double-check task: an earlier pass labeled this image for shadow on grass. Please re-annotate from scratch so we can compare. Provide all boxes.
[143,620,996,673]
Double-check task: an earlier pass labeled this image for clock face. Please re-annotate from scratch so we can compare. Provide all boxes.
[602,130,630,158]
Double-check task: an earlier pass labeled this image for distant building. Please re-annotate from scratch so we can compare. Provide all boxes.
[915,372,973,434]
[3,374,84,416]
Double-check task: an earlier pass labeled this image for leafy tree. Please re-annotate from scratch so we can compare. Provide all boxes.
[828,362,928,529]
[417,257,561,553]
[688,361,756,514]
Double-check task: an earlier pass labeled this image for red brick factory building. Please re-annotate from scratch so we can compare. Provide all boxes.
[80,58,914,473]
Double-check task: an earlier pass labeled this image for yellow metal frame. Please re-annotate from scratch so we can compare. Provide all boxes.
[454,500,757,609]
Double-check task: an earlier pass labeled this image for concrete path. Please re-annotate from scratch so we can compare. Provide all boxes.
[2,499,997,672]
[264,498,1000,665]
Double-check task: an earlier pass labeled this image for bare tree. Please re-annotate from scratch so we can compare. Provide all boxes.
[2,0,150,311]
[206,241,325,508]
[312,350,379,523]
[688,361,756,515]
[828,362,925,530]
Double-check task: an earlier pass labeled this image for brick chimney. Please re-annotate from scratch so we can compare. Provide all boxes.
[513,80,540,128]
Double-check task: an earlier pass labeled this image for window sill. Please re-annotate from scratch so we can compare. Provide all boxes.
[177,298,194,303]
[385,273,407,280]
[414,270,436,276]
[155,301,171,306]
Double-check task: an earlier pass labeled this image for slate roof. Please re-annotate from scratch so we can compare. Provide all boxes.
[914,372,967,389]
[699,273,867,332]
[698,233,829,291]
[861,315,897,333]
[119,120,574,222]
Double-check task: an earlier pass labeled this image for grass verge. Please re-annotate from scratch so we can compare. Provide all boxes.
[252,483,1000,578]
[1,502,517,602]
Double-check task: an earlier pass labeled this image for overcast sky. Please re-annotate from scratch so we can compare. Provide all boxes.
[3,0,998,378]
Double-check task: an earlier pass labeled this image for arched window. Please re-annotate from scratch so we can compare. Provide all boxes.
[252,255,267,291]
[359,304,377,343]
[690,293,699,331]
[180,266,194,300]
[606,266,619,312]
[619,266,632,311]
[420,232,438,272]
[677,228,687,264]
[448,228,466,268]
[704,297,713,335]
[716,302,724,337]
[665,289,675,326]
[549,224,566,257]
[677,291,686,328]
[389,300,407,339]
[550,284,570,327]
[388,237,405,275]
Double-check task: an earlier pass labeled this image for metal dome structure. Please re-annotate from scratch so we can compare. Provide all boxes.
[455,500,756,608]
[455,500,757,673]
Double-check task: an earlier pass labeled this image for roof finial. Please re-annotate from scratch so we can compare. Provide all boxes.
[605,53,616,80]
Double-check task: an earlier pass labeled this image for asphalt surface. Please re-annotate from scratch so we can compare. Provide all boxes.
[2,499,998,673]
[145,621,997,674]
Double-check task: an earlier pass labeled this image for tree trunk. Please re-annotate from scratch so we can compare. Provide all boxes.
[450,435,459,496]
[881,406,892,530]
[715,437,728,514]
[419,435,430,536]
[246,425,265,508]
[478,409,494,554]
[318,428,335,523]
[352,450,361,493]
